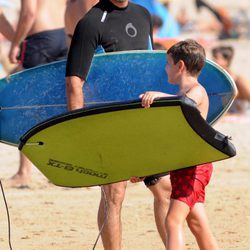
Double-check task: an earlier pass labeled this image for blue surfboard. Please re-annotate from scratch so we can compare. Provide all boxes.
[19,97,236,187]
[0,51,236,146]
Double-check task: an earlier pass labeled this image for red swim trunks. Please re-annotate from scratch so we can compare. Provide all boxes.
[170,163,213,208]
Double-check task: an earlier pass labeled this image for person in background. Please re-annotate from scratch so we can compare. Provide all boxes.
[64,0,98,46]
[212,45,250,114]
[152,14,163,40]
[131,0,180,39]
[195,0,233,39]
[7,0,68,188]
[0,7,15,77]
[0,7,15,41]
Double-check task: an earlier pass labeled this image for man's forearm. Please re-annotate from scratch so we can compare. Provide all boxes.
[11,0,37,48]
[66,76,85,111]
[9,0,37,64]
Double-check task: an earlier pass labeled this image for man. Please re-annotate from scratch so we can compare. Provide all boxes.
[66,0,171,248]
[8,0,67,188]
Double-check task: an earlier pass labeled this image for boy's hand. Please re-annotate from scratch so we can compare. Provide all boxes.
[130,177,145,183]
[139,91,169,108]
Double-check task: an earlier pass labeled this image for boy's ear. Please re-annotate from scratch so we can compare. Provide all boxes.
[177,60,185,72]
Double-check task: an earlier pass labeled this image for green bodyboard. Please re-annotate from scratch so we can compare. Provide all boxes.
[19,97,236,187]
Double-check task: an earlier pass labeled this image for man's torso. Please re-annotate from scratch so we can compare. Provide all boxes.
[66,0,152,79]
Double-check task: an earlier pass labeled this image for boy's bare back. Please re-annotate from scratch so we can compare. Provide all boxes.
[184,82,209,119]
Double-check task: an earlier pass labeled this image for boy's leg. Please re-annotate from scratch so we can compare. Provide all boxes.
[166,199,190,250]
[186,203,219,250]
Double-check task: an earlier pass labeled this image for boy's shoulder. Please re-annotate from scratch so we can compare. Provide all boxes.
[186,82,208,104]
[189,82,207,95]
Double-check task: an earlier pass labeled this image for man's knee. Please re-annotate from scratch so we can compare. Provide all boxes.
[102,182,127,207]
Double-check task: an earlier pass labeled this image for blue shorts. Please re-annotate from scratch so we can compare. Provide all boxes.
[20,28,68,69]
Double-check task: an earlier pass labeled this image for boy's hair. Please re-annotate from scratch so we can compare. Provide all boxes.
[211,45,234,66]
[167,39,206,76]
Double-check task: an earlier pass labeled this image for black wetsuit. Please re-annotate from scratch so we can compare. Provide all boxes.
[66,0,167,186]
[66,0,153,80]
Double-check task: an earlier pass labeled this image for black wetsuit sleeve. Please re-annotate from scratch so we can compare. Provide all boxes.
[65,18,100,80]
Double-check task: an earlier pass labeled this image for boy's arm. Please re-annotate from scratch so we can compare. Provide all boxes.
[140,91,174,108]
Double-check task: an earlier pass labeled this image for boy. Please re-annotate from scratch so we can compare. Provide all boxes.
[140,39,219,250]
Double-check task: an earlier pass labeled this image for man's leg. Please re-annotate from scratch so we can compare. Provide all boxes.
[98,181,127,250]
[147,175,171,245]
[5,65,32,188]
[7,152,32,187]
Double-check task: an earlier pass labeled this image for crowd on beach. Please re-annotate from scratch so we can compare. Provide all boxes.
[0,0,250,249]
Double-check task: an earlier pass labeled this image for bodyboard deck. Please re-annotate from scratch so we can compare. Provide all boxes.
[19,97,236,187]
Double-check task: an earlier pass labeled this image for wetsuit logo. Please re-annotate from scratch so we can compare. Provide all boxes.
[125,23,137,38]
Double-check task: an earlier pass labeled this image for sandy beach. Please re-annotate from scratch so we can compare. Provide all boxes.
[0,116,250,250]
[0,1,250,249]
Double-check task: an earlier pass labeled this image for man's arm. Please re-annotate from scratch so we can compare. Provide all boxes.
[65,16,99,111]
[0,8,15,41]
[9,0,37,64]
[66,76,85,110]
